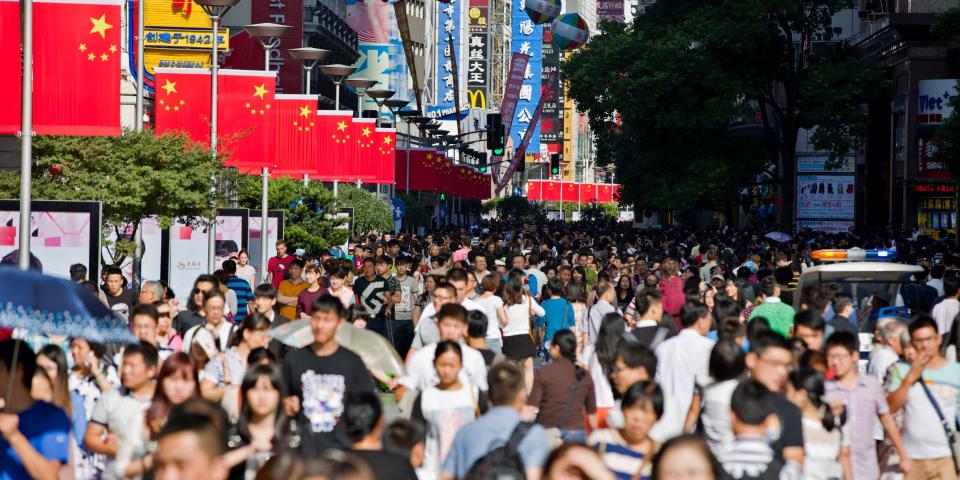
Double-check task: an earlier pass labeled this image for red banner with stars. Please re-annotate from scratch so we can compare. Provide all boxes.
[314,110,353,181]
[273,94,318,177]
[31,0,123,135]
[352,118,377,182]
[153,68,211,144]
[216,69,277,170]
[373,128,396,184]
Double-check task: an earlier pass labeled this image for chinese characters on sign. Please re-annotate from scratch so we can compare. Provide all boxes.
[432,0,465,116]
[596,0,624,23]
[540,27,562,156]
[467,0,489,109]
[143,29,229,49]
[511,0,542,158]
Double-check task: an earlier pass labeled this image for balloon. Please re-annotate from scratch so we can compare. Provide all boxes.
[551,13,590,50]
[524,0,562,25]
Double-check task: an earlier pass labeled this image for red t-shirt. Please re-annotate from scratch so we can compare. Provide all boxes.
[268,255,295,288]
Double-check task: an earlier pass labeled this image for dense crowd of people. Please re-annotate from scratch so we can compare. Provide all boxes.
[0,221,959,480]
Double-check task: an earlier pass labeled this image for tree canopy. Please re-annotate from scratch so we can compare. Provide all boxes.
[562,0,886,220]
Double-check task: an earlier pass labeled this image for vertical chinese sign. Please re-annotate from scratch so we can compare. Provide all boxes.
[540,26,562,161]
[431,0,465,118]
[466,0,489,110]
[510,0,542,158]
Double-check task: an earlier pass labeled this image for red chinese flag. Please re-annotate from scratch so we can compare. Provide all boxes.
[32,0,122,135]
[0,0,19,134]
[273,94,319,177]
[580,183,598,203]
[527,180,542,201]
[154,68,211,143]
[563,182,578,202]
[217,69,276,169]
[542,180,560,201]
[353,118,377,181]
[612,185,622,203]
[478,173,491,199]
[597,184,612,203]
[315,110,353,181]
[374,128,396,184]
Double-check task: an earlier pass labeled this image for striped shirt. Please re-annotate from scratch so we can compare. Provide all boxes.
[719,437,802,480]
[226,275,254,322]
[587,429,651,480]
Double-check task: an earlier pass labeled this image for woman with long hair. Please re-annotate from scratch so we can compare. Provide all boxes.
[236,249,257,290]
[581,313,627,428]
[412,275,439,326]
[529,330,597,444]
[200,313,272,406]
[721,278,753,322]
[116,352,200,478]
[787,368,850,480]
[473,273,508,353]
[224,364,288,480]
[501,269,546,391]
[615,274,635,311]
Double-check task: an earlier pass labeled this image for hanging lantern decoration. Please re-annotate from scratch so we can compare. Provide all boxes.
[551,13,590,50]
[524,0,562,25]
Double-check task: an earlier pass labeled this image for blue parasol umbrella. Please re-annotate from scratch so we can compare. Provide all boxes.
[0,268,137,402]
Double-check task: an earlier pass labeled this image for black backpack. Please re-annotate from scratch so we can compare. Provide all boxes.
[721,455,784,480]
[465,422,533,480]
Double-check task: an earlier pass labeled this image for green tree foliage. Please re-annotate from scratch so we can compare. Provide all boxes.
[579,202,619,222]
[484,195,546,222]
[335,186,394,236]
[0,130,224,264]
[563,0,886,218]
[235,176,347,254]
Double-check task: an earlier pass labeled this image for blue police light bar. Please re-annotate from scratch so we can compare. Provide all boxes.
[811,248,897,262]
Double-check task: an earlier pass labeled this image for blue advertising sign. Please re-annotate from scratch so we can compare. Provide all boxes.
[510,0,542,159]
[430,0,465,119]
[391,197,406,222]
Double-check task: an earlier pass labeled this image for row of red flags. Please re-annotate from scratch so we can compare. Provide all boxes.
[153,68,396,183]
[396,149,491,200]
[0,0,123,136]
[527,180,621,203]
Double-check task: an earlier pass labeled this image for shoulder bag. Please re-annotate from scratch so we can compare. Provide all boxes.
[918,378,960,472]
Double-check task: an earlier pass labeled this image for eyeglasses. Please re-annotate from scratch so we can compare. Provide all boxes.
[912,335,938,345]
[433,294,455,301]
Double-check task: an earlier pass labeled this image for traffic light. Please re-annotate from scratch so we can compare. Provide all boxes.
[550,153,561,176]
[486,113,505,156]
[478,152,488,173]
[439,193,446,201]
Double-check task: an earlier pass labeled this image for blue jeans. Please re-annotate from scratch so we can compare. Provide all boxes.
[485,338,502,354]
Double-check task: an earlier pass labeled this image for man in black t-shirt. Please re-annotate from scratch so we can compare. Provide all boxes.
[744,330,805,468]
[282,294,375,453]
[102,265,136,323]
[353,257,389,336]
[343,391,418,480]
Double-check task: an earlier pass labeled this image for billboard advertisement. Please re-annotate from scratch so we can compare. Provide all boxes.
[540,27,562,155]
[797,175,855,220]
[917,135,951,179]
[0,201,101,280]
[917,79,958,125]
[510,0,542,159]
[430,0,467,118]
[347,0,411,116]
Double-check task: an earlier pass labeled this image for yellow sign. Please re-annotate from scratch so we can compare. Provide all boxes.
[144,49,209,76]
[145,0,212,29]
[144,28,229,50]
[468,89,486,109]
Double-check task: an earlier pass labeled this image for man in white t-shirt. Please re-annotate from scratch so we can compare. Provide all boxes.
[396,303,488,401]
[524,252,548,299]
[655,301,715,423]
[931,276,959,336]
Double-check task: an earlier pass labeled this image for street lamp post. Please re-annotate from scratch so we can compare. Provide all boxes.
[344,78,378,119]
[365,89,395,128]
[245,22,290,283]
[319,64,357,111]
[288,47,330,97]
[196,0,241,274]
[388,103,415,196]
[18,0,33,270]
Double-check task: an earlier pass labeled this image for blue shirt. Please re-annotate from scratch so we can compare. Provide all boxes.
[441,406,550,478]
[0,401,70,480]
[539,298,576,342]
[226,275,254,321]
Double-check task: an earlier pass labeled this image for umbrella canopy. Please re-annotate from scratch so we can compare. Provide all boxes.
[765,231,792,243]
[270,320,406,378]
[0,268,137,344]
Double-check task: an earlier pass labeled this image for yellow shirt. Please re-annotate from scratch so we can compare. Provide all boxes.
[278,279,308,320]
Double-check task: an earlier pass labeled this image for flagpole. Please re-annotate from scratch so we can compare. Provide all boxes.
[133,0,145,289]
[18,0,33,271]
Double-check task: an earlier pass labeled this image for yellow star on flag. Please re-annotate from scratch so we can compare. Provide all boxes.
[87,53,95,61]
[361,127,371,137]
[245,103,251,108]
[161,80,177,95]
[78,43,87,52]
[336,121,348,132]
[109,45,117,53]
[89,14,113,39]
[253,84,268,99]
[100,53,108,61]
[299,106,312,118]
[383,136,392,145]
[426,153,433,159]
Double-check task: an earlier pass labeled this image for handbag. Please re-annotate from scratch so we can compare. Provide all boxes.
[542,375,583,448]
[918,378,960,472]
